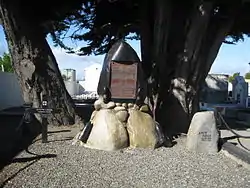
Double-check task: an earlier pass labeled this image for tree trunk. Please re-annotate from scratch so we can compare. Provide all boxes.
[162,2,237,136]
[140,0,239,137]
[0,0,79,126]
[142,0,193,135]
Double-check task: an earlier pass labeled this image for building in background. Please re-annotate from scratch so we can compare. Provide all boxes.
[244,79,250,96]
[61,68,79,96]
[60,64,102,98]
[80,63,102,92]
[200,74,229,104]
[232,76,248,106]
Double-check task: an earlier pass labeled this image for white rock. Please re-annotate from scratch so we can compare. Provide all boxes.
[84,109,128,151]
[128,103,134,108]
[133,104,139,110]
[102,101,116,109]
[116,103,122,106]
[94,99,103,111]
[127,109,158,149]
[90,110,98,123]
[122,103,128,108]
[139,105,149,113]
[115,110,129,122]
[114,106,126,112]
[186,111,219,154]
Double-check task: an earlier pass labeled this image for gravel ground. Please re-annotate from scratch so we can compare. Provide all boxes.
[1,126,250,188]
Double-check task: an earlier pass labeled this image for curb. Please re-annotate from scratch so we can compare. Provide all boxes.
[221,141,250,170]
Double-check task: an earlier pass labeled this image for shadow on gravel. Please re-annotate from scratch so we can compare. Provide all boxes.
[218,137,238,152]
[0,148,57,187]
[11,153,57,163]
[47,137,74,143]
[48,130,71,134]
[0,160,38,188]
[32,137,74,144]
[222,136,238,141]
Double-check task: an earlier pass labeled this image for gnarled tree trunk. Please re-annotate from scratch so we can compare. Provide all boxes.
[140,0,238,137]
[0,0,79,126]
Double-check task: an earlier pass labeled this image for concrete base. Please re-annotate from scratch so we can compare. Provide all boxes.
[221,142,250,169]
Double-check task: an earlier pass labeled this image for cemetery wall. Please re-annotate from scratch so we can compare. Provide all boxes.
[0,72,24,110]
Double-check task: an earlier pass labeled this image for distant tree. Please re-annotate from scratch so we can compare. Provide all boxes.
[0,53,13,73]
[245,72,250,79]
[228,72,240,83]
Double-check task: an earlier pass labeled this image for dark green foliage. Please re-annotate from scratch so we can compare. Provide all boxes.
[228,72,240,83]
[4,1,250,57]
[49,0,140,55]
[0,53,13,73]
[48,0,250,56]
[245,72,250,79]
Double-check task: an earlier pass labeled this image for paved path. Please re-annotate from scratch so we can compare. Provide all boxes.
[220,129,250,153]
[1,126,250,188]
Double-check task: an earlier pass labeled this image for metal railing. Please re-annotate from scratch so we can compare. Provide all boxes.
[217,111,250,151]
[15,95,59,143]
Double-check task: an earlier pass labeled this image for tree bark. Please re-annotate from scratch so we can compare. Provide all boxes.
[0,0,78,125]
[163,2,237,136]
[142,0,193,135]
[140,0,239,137]
[161,1,215,135]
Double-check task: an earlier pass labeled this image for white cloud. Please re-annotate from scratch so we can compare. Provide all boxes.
[51,47,104,80]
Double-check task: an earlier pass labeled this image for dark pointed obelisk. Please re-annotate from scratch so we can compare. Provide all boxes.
[97,40,146,103]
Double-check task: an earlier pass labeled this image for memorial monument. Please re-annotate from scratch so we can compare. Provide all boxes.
[73,40,165,151]
[97,40,147,104]
[232,76,248,106]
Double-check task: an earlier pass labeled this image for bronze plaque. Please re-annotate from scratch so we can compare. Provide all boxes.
[110,61,137,99]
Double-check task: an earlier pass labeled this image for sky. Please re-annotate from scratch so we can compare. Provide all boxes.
[0,25,250,79]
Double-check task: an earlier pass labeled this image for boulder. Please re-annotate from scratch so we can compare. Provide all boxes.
[84,109,128,151]
[186,111,219,154]
[115,110,129,122]
[90,110,98,123]
[139,104,149,113]
[127,109,158,148]
[72,132,82,146]
[102,101,116,109]
[128,103,134,108]
[114,106,126,112]
[122,103,128,109]
[107,101,116,109]
[155,122,166,147]
[94,99,103,111]
[116,103,122,106]
[133,104,139,110]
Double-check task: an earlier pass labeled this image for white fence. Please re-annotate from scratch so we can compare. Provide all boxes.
[0,72,24,110]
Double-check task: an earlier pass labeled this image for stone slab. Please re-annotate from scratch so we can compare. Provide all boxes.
[187,111,219,154]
